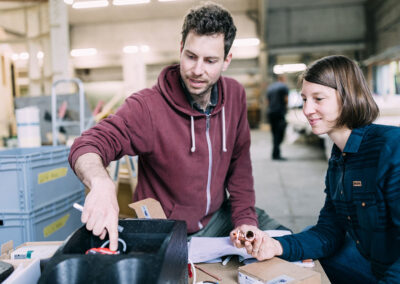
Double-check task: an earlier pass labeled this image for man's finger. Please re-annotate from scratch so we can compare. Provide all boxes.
[92,218,105,236]
[86,215,95,231]
[81,207,89,223]
[99,229,107,240]
[107,220,119,251]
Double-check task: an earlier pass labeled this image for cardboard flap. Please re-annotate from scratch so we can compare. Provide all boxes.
[0,240,13,259]
[129,198,166,219]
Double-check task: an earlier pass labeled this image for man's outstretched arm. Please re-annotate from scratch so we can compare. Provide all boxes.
[74,152,119,251]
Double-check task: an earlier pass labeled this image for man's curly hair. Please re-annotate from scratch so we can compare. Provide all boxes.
[181,2,237,58]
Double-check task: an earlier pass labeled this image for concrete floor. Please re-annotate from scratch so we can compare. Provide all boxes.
[250,128,328,233]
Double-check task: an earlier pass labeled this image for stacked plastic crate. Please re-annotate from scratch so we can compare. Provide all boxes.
[0,146,85,246]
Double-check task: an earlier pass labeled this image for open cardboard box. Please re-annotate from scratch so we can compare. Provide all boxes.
[238,257,321,284]
[1,241,63,262]
[0,240,63,284]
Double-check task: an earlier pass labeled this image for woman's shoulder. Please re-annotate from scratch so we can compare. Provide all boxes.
[367,124,400,135]
[366,124,400,148]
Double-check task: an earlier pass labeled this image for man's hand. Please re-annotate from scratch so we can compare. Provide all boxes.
[74,153,120,251]
[81,177,119,251]
[244,232,283,261]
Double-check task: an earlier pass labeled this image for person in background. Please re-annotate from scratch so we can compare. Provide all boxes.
[68,2,288,252]
[266,75,289,160]
[236,55,400,284]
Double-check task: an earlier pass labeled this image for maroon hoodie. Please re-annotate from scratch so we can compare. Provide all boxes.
[69,64,257,233]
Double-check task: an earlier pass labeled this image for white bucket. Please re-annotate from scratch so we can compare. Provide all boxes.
[16,107,41,148]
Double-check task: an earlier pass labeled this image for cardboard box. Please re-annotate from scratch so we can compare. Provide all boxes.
[128,198,167,219]
[0,240,63,284]
[1,241,62,263]
[238,257,321,284]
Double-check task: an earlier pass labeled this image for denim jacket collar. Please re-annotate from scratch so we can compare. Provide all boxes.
[332,125,370,158]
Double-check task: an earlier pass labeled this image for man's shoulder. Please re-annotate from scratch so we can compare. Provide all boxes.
[221,75,242,87]
[126,87,162,102]
[220,75,245,93]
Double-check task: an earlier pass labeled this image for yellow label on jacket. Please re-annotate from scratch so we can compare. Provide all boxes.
[43,213,70,238]
[38,168,68,184]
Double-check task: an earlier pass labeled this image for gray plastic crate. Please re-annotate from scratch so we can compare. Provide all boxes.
[0,146,84,213]
[0,190,84,247]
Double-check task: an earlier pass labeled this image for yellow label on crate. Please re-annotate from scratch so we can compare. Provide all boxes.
[38,167,68,184]
[43,213,70,238]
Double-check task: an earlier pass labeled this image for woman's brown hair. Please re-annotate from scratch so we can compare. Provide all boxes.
[301,55,379,129]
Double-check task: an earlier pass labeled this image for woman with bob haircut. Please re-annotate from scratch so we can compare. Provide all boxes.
[235,55,400,284]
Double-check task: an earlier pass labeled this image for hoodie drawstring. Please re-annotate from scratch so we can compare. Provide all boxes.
[190,107,227,153]
[221,106,227,152]
[191,116,196,152]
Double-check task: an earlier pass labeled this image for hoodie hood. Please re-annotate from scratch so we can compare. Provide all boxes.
[156,64,225,117]
[156,64,228,153]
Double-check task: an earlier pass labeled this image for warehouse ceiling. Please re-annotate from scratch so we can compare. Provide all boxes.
[67,0,257,25]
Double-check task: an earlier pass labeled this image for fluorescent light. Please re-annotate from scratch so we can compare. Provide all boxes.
[123,46,139,54]
[64,0,74,4]
[140,45,149,52]
[273,63,307,74]
[123,45,149,53]
[233,38,260,47]
[70,48,97,57]
[158,0,178,2]
[19,52,29,60]
[11,53,19,61]
[113,0,150,5]
[73,0,109,9]
[37,51,44,59]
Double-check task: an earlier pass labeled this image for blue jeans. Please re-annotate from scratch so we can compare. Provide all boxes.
[320,234,378,284]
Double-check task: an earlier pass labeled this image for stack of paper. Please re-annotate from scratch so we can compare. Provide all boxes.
[188,230,314,267]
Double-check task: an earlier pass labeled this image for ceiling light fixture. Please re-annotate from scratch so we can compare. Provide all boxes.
[19,52,30,60]
[233,38,260,47]
[71,48,98,57]
[11,54,19,61]
[123,45,150,53]
[64,0,74,4]
[72,0,109,9]
[37,51,44,59]
[140,45,150,52]
[123,46,139,54]
[158,0,178,2]
[113,0,150,6]
[273,63,307,74]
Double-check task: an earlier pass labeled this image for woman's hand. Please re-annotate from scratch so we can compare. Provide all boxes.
[243,232,283,261]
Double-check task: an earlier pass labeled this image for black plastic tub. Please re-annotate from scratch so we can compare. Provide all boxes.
[38,219,188,284]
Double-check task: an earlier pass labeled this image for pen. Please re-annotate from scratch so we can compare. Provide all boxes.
[194,265,222,281]
[222,255,232,266]
[73,203,124,233]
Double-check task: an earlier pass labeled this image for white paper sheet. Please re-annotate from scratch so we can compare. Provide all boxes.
[188,230,292,263]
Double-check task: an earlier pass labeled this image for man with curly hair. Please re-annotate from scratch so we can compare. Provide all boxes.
[69,2,288,251]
